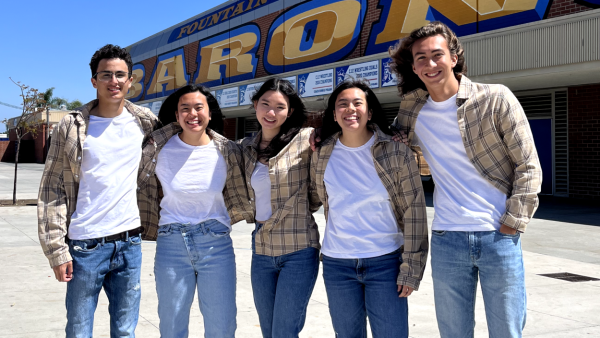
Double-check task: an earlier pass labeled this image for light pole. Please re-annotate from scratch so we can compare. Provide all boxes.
[45,106,50,159]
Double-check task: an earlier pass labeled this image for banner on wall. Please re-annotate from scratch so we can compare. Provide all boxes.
[283,76,296,90]
[239,82,264,106]
[215,87,239,108]
[381,58,398,88]
[139,101,164,116]
[336,60,379,88]
[298,69,334,98]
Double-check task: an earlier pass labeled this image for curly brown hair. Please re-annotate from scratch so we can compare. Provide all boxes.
[389,21,466,95]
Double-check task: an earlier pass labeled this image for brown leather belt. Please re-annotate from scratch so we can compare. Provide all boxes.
[102,227,143,242]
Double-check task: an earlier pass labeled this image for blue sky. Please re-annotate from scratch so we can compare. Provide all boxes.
[0,0,227,132]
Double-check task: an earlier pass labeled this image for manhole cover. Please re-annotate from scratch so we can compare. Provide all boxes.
[539,272,600,282]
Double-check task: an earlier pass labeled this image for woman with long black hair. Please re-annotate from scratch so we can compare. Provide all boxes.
[137,84,250,338]
[311,79,428,337]
[239,78,321,338]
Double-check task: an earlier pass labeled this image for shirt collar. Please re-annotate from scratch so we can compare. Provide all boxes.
[400,75,471,106]
[74,99,149,121]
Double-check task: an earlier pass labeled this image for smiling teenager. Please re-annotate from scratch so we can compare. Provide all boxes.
[38,45,158,337]
[135,84,250,338]
[239,78,322,338]
[390,22,542,338]
[311,79,428,337]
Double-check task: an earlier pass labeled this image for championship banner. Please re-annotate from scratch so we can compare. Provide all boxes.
[239,82,264,106]
[336,60,379,88]
[283,76,296,90]
[215,87,239,108]
[381,58,398,88]
[298,69,334,98]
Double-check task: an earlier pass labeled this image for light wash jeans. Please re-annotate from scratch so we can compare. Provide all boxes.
[322,249,408,338]
[66,233,142,338]
[431,230,526,338]
[251,223,320,338]
[154,219,236,338]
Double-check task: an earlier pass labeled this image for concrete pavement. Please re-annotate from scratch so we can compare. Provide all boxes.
[0,163,44,201]
[1,163,599,337]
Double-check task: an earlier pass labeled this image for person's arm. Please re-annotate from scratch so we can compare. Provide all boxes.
[497,87,542,233]
[225,142,253,223]
[308,147,322,213]
[396,147,429,292]
[37,119,72,281]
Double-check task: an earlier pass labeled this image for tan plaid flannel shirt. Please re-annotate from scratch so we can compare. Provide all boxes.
[241,128,322,256]
[136,123,252,237]
[37,99,158,267]
[311,125,428,290]
[393,76,542,232]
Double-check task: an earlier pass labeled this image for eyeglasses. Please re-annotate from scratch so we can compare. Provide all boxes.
[93,71,131,83]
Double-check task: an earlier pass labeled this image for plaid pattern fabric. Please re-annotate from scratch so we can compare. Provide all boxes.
[241,128,322,257]
[37,99,158,267]
[311,125,429,290]
[136,123,252,240]
[393,76,542,232]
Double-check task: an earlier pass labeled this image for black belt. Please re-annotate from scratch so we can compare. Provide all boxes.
[102,227,143,242]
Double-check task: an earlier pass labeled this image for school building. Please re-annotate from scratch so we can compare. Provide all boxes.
[125,0,597,200]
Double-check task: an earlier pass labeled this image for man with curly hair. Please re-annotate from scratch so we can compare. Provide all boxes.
[38,44,158,337]
[390,22,542,338]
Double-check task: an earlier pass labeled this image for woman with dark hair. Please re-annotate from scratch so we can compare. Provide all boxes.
[137,84,250,338]
[239,78,321,337]
[311,79,429,337]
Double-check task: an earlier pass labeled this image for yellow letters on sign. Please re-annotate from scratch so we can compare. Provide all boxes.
[267,0,361,67]
[146,54,188,96]
[374,0,430,44]
[426,0,540,25]
[195,26,260,86]
[125,67,145,100]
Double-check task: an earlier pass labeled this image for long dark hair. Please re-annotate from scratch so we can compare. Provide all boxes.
[389,21,467,95]
[252,78,306,161]
[319,79,392,145]
[157,84,224,134]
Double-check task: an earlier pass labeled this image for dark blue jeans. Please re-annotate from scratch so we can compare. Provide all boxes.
[66,233,142,338]
[250,223,319,338]
[322,250,408,338]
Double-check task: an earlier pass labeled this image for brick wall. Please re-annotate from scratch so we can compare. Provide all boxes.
[253,11,284,78]
[547,0,594,19]
[0,141,10,162]
[568,84,600,199]
[5,126,46,163]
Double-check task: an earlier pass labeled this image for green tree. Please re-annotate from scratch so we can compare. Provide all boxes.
[67,100,83,110]
[42,87,55,107]
[4,78,44,204]
[41,87,81,110]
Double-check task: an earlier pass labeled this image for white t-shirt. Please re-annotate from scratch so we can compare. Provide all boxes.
[414,94,507,231]
[251,162,272,222]
[155,136,231,228]
[322,134,403,259]
[69,109,144,240]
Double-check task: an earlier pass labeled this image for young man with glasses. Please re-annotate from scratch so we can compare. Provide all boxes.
[390,22,541,337]
[38,44,158,337]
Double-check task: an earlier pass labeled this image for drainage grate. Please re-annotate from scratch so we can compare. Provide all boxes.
[539,273,600,282]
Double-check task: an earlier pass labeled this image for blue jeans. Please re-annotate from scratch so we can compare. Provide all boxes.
[431,230,526,338]
[251,224,319,338]
[154,220,236,338]
[66,233,142,338]
[322,250,408,338]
